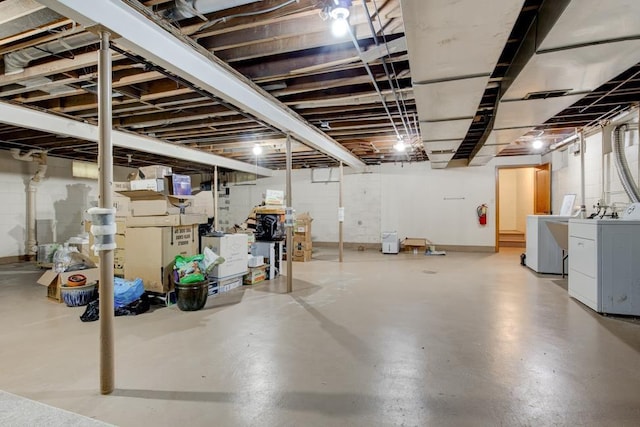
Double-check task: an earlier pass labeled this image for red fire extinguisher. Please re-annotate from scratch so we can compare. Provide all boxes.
[477,204,488,225]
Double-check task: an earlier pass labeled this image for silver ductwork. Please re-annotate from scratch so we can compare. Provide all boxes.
[167,0,262,20]
[0,0,63,40]
[471,0,640,166]
[4,31,98,75]
[612,125,640,203]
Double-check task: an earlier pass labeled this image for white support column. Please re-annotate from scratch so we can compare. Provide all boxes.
[213,165,219,231]
[339,162,344,263]
[286,134,293,293]
[98,30,115,395]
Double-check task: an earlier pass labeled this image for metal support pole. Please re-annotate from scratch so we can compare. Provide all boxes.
[98,30,115,395]
[339,162,344,262]
[579,131,586,218]
[213,165,219,231]
[286,134,293,293]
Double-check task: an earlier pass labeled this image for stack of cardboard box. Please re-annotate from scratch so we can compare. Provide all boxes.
[91,165,209,294]
[293,213,313,262]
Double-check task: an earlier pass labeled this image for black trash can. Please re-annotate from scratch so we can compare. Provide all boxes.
[174,279,208,311]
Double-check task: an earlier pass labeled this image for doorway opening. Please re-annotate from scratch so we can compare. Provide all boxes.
[496,164,550,251]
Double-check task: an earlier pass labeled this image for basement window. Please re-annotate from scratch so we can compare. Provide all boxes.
[72,160,99,180]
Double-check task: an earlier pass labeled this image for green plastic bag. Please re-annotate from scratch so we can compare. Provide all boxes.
[174,254,205,284]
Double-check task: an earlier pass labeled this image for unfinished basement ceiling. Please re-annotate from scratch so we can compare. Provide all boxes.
[0,0,638,173]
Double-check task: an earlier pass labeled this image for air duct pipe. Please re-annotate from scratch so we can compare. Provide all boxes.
[11,148,48,257]
[4,31,98,75]
[167,0,261,20]
[612,125,640,203]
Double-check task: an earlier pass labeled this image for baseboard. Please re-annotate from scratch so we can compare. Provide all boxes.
[434,245,496,253]
[312,242,495,253]
[0,255,32,265]
[313,242,380,250]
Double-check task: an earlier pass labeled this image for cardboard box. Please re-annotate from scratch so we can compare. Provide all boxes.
[292,239,312,251]
[37,255,99,302]
[265,189,284,205]
[218,275,243,293]
[295,212,313,226]
[180,213,208,226]
[294,229,312,242]
[186,191,214,217]
[86,221,126,264]
[255,206,285,215]
[124,225,198,293]
[112,193,130,217]
[126,213,206,228]
[248,254,264,267]
[118,191,180,217]
[201,234,249,279]
[294,213,312,236]
[113,181,131,192]
[114,248,125,270]
[167,174,191,196]
[138,165,172,179]
[402,238,427,252]
[126,215,181,227]
[244,265,266,285]
[130,178,165,193]
[293,249,312,262]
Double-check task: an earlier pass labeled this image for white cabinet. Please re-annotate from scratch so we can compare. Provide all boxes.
[525,215,570,274]
[568,219,640,315]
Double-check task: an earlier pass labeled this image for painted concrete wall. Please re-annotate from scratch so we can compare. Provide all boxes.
[550,123,640,216]
[221,155,541,248]
[0,150,132,258]
[0,146,545,258]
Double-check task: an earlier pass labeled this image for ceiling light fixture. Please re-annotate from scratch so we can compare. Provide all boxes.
[393,141,406,152]
[532,139,543,150]
[330,0,351,37]
[253,144,263,155]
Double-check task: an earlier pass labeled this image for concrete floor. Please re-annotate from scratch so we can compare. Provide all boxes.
[1,247,639,426]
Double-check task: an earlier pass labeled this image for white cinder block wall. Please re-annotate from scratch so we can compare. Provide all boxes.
[0,149,133,258]
[223,155,542,248]
[550,122,639,215]
[10,127,636,257]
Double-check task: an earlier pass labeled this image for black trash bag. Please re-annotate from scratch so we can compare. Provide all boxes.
[80,299,100,322]
[79,294,150,322]
[115,294,150,316]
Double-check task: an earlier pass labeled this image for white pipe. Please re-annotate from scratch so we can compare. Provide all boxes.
[579,132,586,218]
[10,149,47,256]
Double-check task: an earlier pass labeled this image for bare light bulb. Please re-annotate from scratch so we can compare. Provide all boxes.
[532,139,543,150]
[394,141,406,152]
[331,16,349,37]
[253,144,263,155]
